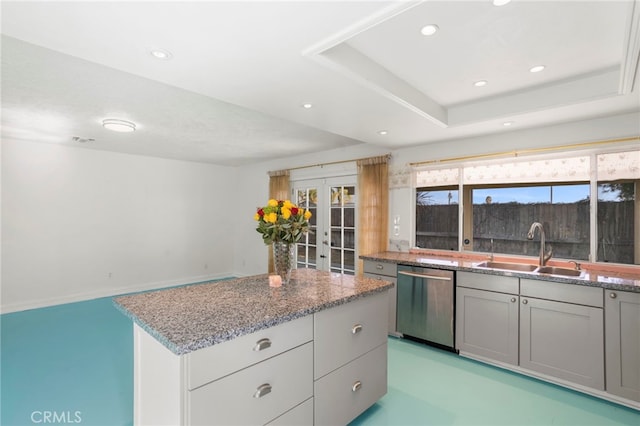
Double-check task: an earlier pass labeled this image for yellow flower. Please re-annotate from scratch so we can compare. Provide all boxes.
[282,200,294,209]
[253,213,260,221]
[265,212,278,223]
[282,207,291,219]
[268,199,278,207]
[304,210,312,220]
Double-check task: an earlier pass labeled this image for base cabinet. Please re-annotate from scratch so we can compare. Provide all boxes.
[605,290,640,402]
[363,260,398,336]
[519,297,604,390]
[134,291,389,426]
[456,272,627,406]
[456,286,519,365]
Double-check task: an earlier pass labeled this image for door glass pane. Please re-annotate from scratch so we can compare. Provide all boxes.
[330,185,356,274]
[296,187,317,269]
[344,229,355,249]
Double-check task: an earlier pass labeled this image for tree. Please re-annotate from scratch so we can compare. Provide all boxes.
[600,182,635,201]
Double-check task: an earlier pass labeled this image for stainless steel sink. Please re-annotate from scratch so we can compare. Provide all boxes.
[475,261,538,272]
[534,266,582,277]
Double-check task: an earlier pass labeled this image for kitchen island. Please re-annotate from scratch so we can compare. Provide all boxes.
[114,268,393,426]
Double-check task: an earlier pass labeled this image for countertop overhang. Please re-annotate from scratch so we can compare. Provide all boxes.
[361,251,640,293]
[114,268,393,355]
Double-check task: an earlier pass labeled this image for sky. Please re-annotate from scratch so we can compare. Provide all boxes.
[420,184,624,205]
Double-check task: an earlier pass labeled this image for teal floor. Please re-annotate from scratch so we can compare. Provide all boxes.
[2,294,639,426]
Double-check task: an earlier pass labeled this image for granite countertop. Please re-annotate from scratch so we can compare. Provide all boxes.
[361,251,640,293]
[114,268,393,355]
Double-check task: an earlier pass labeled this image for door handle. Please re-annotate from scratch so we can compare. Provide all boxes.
[253,338,271,352]
[253,383,272,398]
[398,271,452,281]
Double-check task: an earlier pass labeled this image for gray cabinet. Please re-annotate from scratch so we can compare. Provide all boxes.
[456,287,519,365]
[313,291,388,425]
[363,260,398,336]
[519,279,604,390]
[457,272,606,391]
[605,290,640,402]
[456,272,519,365]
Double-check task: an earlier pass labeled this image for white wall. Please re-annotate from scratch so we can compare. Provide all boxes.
[1,140,236,312]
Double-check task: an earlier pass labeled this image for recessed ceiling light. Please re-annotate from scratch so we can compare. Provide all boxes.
[503,121,514,127]
[150,49,172,60]
[493,0,512,6]
[420,25,439,36]
[474,80,488,87]
[102,119,136,133]
[530,65,546,73]
[378,130,388,135]
[302,103,313,109]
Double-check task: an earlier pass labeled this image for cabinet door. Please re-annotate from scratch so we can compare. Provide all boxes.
[364,273,398,336]
[520,297,604,390]
[456,287,519,365]
[605,290,640,402]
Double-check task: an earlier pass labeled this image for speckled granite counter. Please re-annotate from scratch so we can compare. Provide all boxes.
[114,268,393,355]
[361,251,640,293]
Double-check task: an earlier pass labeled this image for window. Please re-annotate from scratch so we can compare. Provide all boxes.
[415,187,458,250]
[414,148,639,265]
[596,150,638,264]
[470,184,590,260]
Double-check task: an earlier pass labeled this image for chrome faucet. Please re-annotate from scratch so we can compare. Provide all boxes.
[527,222,553,266]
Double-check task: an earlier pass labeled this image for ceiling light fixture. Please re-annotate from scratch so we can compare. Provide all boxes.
[150,49,173,60]
[493,0,512,6]
[474,80,488,87]
[302,103,313,109]
[503,121,514,127]
[102,119,136,133]
[420,25,439,36]
[529,65,546,73]
[378,130,388,135]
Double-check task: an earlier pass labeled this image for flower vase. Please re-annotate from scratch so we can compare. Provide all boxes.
[272,241,295,285]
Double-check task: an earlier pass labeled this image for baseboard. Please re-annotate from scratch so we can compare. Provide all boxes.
[1,272,233,314]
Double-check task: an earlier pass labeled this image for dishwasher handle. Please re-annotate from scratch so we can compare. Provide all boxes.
[398,270,452,281]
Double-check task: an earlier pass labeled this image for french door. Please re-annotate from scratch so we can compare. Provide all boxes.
[294,177,357,274]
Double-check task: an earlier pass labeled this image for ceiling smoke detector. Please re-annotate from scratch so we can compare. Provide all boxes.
[72,136,95,143]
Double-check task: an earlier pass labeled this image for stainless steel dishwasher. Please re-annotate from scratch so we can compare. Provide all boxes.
[396,264,455,350]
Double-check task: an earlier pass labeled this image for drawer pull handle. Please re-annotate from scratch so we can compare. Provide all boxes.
[352,324,363,334]
[610,292,617,299]
[510,297,517,303]
[376,264,384,270]
[253,383,272,398]
[522,299,528,305]
[253,338,272,352]
[352,381,362,392]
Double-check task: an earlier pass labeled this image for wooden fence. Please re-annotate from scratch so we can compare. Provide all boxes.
[416,201,634,263]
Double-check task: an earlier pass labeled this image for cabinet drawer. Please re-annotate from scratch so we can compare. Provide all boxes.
[520,279,603,307]
[314,291,388,380]
[458,271,519,294]
[266,397,313,426]
[363,260,397,277]
[314,343,387,426]
[187,315,313,390]
[187,342,313,426]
